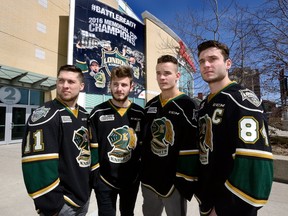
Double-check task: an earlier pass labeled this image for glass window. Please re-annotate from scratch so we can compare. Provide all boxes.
[18,89,29,105]
[179,66,194,98]
[30,90,44,105]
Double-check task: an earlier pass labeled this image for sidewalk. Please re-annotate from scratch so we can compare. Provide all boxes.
[0,143,287,216]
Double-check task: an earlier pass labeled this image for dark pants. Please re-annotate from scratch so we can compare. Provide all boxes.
[39,201,89,216]
[94,176,139,216]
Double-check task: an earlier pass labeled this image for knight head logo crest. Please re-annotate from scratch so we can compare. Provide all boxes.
[150,117,174,157]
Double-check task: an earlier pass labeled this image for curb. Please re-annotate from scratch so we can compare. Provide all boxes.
[273,155,288,184]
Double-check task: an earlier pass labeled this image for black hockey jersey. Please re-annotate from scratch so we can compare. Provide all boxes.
[196,82,273,215]
[22,99,91,216]
[141,93,199,200]
[89,100,144,189]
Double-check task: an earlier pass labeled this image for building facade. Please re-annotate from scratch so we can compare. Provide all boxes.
[229,67,261,98]
[0,0,69,145]
[0,0,195,144]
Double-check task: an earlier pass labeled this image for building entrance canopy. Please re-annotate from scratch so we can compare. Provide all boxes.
[0,65,56,91]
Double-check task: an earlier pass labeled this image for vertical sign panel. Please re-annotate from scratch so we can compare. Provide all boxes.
[73,0,145,99]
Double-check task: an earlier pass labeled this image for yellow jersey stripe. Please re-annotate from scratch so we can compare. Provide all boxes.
[29,178,60,199]
[176,172,198,181]
[91,163,100,171]
[236,148,273,160]
[225,180,267,207]
[90,143,99,148]
[141,183,175,198]
[179,149,199,155]
[22,153,59,163]
[64,195,80,207]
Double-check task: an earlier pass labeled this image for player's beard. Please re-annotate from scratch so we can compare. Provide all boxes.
[112,93,129,103]
[57,93,78,104]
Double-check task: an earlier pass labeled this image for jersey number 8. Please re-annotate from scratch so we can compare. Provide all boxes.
[239,116,268,145]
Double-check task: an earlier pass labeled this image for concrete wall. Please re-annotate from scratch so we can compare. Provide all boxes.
[273,155,288,183]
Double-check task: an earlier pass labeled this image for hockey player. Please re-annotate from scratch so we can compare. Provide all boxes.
[141,55,199,216]
[89,65,144,216]
[196,40,273,216]
[22,65,91,216]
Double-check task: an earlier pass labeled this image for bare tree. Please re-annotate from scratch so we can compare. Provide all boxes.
[172,0,237,95]
[244,0,288,103]
[170,0,288,102]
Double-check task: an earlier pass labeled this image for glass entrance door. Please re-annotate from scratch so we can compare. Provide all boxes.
[0,105,36,145]
[0,86,43,145]
[11,107,26,140]
[0,106,6,142]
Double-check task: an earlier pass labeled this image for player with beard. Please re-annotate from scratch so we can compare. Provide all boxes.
[89,65,145,216]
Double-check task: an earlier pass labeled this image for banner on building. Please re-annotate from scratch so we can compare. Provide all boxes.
[73,0,145,98]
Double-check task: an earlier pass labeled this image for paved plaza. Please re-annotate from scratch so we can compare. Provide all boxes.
[1,143,287,216]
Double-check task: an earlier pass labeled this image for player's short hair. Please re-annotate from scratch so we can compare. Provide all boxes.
[57,65,84,83]
[197,40,230,60]
[110,65,133,84]
[157,55,178,65]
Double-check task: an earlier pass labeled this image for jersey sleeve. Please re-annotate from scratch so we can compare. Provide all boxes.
[21,107,64,215]
[224,91,273,214]
[132,104,145,151]
[88,109,100,189]
[175,98,199,200]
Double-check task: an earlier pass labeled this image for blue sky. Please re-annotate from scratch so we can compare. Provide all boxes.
[124,0,266,27]
[123,0,273,98]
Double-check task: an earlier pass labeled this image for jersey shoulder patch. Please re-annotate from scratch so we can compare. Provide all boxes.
[223,84,262,108]
[29,101,59,124]
[239,88,261,107]
[31,106,50,122]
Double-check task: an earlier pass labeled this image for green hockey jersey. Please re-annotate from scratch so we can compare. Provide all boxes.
[89,100,144,189]
[22,99,91,216]
[141,93,199,200]
[196,82,273,215]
